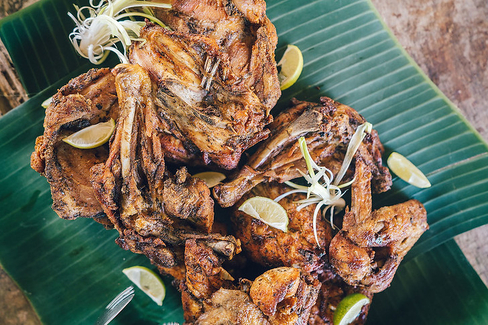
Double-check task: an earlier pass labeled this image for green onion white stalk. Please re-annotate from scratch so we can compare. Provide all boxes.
[68,0,171,65]
[274,122,372,247]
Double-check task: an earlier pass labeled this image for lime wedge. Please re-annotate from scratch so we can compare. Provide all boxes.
[277,44,303,90]
[62,118,115,149]
[333,293,370,325]
[193,171,226,188]
[122,266,166,306]
[387,152,431,188]
[238,196,288,232]
[41,96,53,109]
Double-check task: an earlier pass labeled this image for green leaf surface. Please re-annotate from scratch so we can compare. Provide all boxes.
[0,0,487,324]
[369,239,488,324]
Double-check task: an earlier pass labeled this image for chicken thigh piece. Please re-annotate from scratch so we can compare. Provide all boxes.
[156,0,281,110]
[30,68,119,226]
[232,182,333,274]
[329,158,428,293]
[214,97,392,207]
[129,23,272,169]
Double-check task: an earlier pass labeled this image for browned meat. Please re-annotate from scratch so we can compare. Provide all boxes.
[195,267,320,325]
[156,0,280,110]
[308,268,372,325]
[90,63,216,270]
[180,235,241,322]
[249,267,321,324]
[129,23,272,169]
[214,97,392,207]
[30,68,119,226]
[232,182,333,274]
[329,158,428,293]
[196,288,270,325]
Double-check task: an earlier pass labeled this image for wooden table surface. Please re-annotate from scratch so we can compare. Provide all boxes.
[0,0,487,324]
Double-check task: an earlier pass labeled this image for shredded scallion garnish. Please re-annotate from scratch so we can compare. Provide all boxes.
[275,122,372,247]
[68,0,171,65]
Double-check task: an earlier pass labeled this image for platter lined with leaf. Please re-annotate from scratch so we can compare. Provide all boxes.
[0,0,487,324]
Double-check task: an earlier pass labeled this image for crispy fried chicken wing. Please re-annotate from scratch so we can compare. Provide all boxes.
[232,182,332,273]
[90,64,216,270]
[129,23,271,169]
[214,97,392,207]
[329,158,428,293]
[30,68,119,226]
[156,0,280,110]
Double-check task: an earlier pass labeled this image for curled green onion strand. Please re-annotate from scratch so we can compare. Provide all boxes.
[274,122,372,247]
[334,122,372,186]
[68,0,171,65]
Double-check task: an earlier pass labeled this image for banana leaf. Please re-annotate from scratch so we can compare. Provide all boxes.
[1,0,487,324]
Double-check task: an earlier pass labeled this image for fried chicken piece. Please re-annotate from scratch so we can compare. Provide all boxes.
[250,267,321,324]
[195,267,320,325]
[180,235,241,322]
[214,97,392,207]
[232,182,332,274]
[90,64,215,270]
[30,68,119,226]
[196,288,270,325]
[129,23,271,169]
[329,158,428,293]
[156,0,280,110]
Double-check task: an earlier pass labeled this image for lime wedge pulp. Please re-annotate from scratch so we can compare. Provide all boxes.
[238,196,289,232]
[122,266,166,306]
[277,44,303,90]
[333,293,370,325]
[387,152,431,188]
[62,118,115,149]
[41,96,53,109]
[193,171,226,188]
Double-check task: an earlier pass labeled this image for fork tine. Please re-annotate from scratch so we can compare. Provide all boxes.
[106,287,131,310]
[106,286,134,309]
[95,287,135,325]
[101,293,135,323]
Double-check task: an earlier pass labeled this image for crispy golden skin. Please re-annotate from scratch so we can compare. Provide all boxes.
[156,0,280,110]
[129,23,271,169]
[232,182,333,274]
[196,288,270,325]
[329,158,428,293]
[30,68,119,226]
[250,267,320,324]
[214,97,392,207]
[196,267,320,325]
[180,236,241,322]
[90,64,216,271]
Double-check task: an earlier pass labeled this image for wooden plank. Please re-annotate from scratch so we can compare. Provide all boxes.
[0,39,29,114]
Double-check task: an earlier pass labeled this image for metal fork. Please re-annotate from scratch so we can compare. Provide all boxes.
[94,286,135,325]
